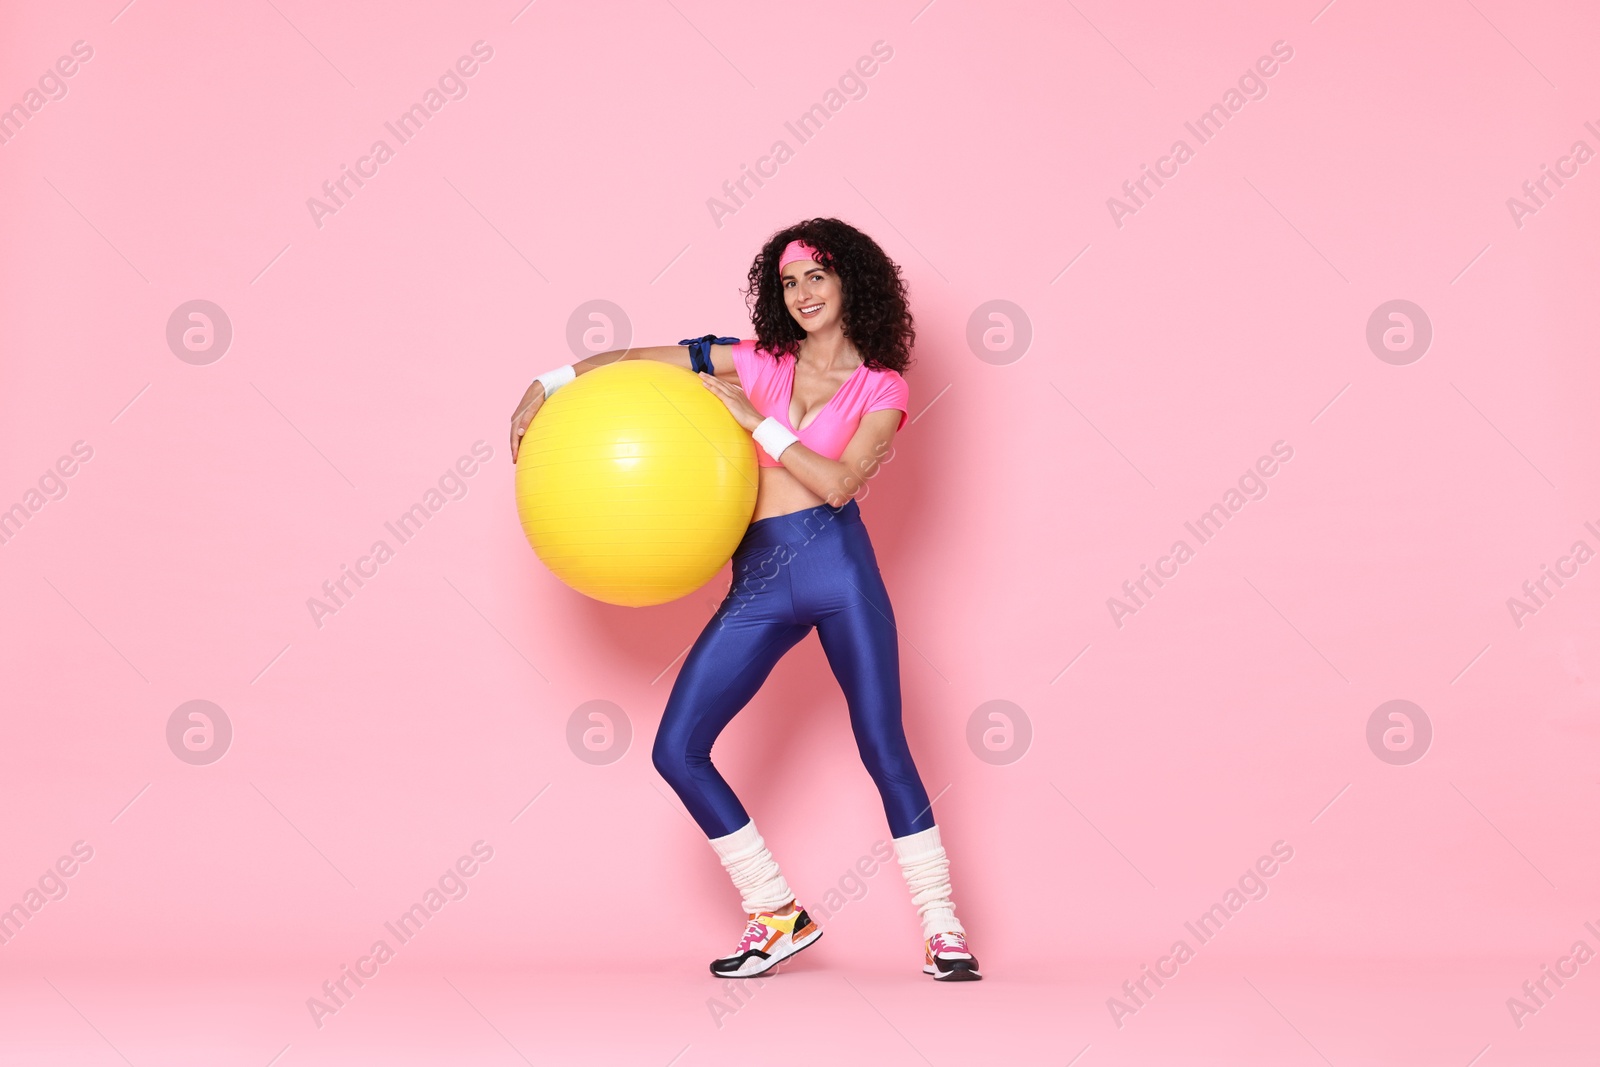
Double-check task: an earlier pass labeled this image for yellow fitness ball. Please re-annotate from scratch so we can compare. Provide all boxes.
[515,360,758,607]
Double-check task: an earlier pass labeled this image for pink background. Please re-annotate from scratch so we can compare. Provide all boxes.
[4,0,1599,1063]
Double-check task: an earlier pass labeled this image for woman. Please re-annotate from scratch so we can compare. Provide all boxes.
[508,218,979,982]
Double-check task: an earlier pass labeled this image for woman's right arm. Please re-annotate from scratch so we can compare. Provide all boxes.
[509,343,740,461]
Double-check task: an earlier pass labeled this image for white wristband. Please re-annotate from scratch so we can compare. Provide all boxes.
[535,364,576,397]
[752,416,799,461]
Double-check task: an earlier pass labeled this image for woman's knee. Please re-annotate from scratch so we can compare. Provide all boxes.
[651,723,708,787]
[651,723,686,782]
[856,726,918,783]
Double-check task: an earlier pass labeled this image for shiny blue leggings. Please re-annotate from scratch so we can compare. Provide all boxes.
[652,498,936,840]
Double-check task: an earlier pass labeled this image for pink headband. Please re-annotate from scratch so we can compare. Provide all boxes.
[777,240,822,271]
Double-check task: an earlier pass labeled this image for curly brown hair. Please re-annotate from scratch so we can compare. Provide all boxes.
[743,218,916,375]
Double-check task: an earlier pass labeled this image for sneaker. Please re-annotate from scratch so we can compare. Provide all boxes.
[923,931,981,981]
[709,903,822,978]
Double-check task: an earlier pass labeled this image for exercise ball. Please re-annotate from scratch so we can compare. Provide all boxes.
[515,359,758,607]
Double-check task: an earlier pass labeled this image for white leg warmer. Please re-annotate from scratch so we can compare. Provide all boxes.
[894,825,966,940]
[708,820,795,914]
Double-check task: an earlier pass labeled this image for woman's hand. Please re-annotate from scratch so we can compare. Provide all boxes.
[696,372,764,433]
[509,380,547,463]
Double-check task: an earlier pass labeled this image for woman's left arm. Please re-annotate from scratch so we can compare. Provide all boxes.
[696,374,901,506]
[780,410,900,507]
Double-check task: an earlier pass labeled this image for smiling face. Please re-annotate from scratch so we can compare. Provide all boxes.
[781,259,844,335]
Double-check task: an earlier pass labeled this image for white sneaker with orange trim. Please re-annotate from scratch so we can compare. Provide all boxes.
[923,931,981,981]
[709,903,822,978]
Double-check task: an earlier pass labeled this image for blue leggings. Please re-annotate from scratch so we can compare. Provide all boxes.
[652,498,936,840]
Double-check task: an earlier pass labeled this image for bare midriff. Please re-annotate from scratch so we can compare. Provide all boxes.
[750,465,830,523]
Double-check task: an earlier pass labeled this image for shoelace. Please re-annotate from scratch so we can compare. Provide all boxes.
[932,933,968,955]
[736,917,772,953]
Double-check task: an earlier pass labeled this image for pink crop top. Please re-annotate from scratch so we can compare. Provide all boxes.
[730,339,910,468]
